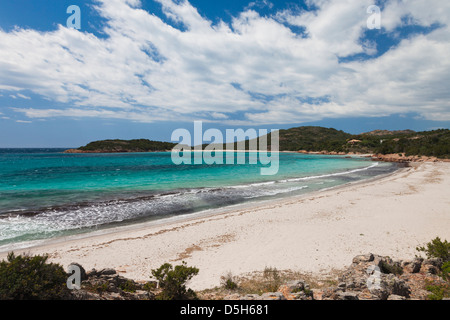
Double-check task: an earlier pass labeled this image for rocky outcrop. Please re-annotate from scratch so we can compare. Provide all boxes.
[297,150,348,156]
[219,253,447,301]
[327,254,411,300]
[66,253,447,300]
[64,149,86,154]
[315,254,445,300]
[68,265,158,300]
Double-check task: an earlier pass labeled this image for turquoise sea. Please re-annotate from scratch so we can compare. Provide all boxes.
[0,149,399,248]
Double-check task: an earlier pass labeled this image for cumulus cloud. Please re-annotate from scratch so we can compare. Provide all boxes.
[246,0,274,10]
[1,0,449,124]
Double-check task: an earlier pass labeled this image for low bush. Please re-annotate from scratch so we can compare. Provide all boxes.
[119,280,137,293]
[262,266,282,293]
[418,238,450,300]
[380,260,403,276]
[151,261,199,300]
[442,262,450,281]
[0,252,70,300]
[426,282,450,300]
[417,237,450,262]
[221,272,239,290]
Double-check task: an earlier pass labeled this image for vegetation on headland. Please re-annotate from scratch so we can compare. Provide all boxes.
[0,237,449,300]
[269,127,450,158]
[203,126,450,160]
[65,126,450,159]
[65,139,177,153]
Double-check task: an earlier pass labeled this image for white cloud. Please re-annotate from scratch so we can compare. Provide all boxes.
[17,93,31,100]
[246,0,274,10]
[11,107,185,123]
[382,0,450,32]
[210,112,228,120]
[0,0,449,125]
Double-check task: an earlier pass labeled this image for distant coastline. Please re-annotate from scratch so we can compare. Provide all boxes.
[63,138,176,154]
[296,150,450,163]
[63,148,173,154]
[63,126,450,161]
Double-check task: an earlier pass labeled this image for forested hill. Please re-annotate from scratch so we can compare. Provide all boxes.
[64,139,176,153]
[274,126,450,158]
[210,126,450,159]
[364,129,450,158]
[277,126,352,152]
[64,127,450,159]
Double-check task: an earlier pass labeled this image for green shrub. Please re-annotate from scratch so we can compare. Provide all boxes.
[426,283,450,300]
[380,260,403,276]
[151,261,199,300]
[143,281,157,291]
[85,281,108,294]
[221,272,238,290]
[442,262,450,281]
[262,266,282,293]
[416,237,450,262]
[0,252,70,300]
[120,280,137,293]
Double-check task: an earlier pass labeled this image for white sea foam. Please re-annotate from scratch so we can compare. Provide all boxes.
[0,161,388,246]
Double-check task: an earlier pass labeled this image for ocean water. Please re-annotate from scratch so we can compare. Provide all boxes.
[0,149,399,248]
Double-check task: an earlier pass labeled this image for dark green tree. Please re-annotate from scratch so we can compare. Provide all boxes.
[151,261,199,300]
[0,252,70,300]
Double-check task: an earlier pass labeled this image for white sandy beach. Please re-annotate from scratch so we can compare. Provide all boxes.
[1,162,449,290]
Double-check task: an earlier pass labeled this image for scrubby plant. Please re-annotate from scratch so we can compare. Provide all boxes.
[85,281,109,294]
[417,238,450,300]
[262,266,282,293]
[151,261,199,300]
[380,260,404,276]
[143,281,157,291]
[0,252,70,300]
[119,280,137,293]
[442,262,450,282]
[416,237,450,262]
[425,282,450,300]
[221,272,239,290]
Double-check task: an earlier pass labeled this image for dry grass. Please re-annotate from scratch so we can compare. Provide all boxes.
[197,267,343,300]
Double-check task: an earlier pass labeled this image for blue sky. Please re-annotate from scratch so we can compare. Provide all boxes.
[0,0,449,147]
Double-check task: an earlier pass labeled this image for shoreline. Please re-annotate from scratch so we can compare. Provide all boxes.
[0,155,389,252]
[0,160,398,254]
[63,147,450,165]
[1,162,449,291]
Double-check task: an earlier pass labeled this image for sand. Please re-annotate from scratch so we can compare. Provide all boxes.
[1,162,449,290]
